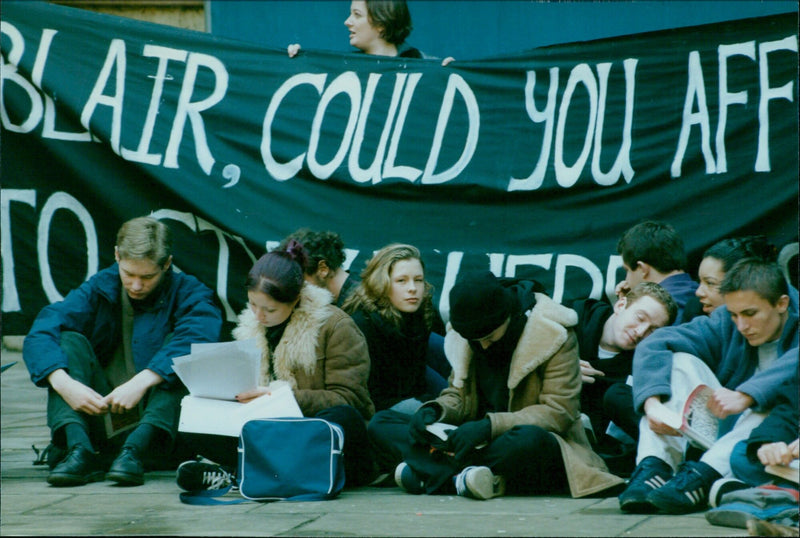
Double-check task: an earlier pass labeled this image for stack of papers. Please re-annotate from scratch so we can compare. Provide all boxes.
[173,338,261,400]
[173,338,302,437]
[179,381,302,437]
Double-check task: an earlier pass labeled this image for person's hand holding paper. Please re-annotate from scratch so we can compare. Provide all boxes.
[236,385,272,404]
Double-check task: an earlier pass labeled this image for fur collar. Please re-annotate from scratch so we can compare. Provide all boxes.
[232,283,334,387]
[444,293,578,389]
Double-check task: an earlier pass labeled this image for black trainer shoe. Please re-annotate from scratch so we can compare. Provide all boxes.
[46,445,104,487]
[107,447,145,486]
[176,458,233,491]
[646,460,721,514]
[618,456,673,513]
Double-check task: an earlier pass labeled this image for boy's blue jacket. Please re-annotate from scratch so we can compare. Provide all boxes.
[23,264,223,387]
[632,287,799,413]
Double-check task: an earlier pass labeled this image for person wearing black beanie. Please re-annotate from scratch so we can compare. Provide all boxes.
[368,270,624,500]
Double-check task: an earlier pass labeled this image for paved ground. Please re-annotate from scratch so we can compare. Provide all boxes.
[1,343,748,536]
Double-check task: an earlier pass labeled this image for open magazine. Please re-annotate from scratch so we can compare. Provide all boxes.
[173,338,302,437]
[178,380,302,437]
[424,422,488,455]
[648,384,720,450]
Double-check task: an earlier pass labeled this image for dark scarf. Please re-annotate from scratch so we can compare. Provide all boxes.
[471,305,528,415]
[265,315,291,352]
[261,314,292,382]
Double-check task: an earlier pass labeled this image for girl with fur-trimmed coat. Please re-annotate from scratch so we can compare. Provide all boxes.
[176,243,376,490]
[233,283,374,420]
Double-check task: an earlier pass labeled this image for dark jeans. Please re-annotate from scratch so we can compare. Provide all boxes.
[48,332,185,463]
[425,367,448,397]
[603,382,640,442]
[179,404,375,488]
[368,409,568,495]
[427,333,451,382]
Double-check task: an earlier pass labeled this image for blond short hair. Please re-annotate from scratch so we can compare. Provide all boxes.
[116,216,172,267]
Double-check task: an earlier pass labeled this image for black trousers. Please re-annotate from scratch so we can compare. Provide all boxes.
[602,382,640,442]
[368,409,568,495]
[180,404,376,488]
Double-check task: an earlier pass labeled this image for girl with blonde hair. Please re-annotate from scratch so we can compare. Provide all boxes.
[343,244,446,414]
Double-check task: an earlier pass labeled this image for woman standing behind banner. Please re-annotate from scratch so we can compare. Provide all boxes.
[175,242,376,492]
[288,0,453,64]
[342,244,448,415]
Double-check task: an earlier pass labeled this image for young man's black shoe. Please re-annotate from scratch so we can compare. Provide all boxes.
[107,446,145,486]
[46,445,104,487]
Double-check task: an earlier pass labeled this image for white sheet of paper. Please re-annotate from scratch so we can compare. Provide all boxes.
[178,380,302,436]
[426,422,457,441]
[172,338,260,400]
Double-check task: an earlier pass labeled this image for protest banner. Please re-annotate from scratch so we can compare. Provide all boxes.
[2,2,797,333]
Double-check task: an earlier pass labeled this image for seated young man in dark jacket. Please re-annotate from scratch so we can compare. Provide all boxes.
[22,216,223,487]
[615,220,699,325]
[277,228,358,309]
[604,221,703,468]
[570,282,676,474]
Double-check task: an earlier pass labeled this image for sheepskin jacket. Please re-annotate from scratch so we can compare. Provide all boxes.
[435,292,625,498]
[232,283,374,420]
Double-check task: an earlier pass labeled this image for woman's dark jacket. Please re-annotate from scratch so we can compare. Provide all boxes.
[349,307,431,411]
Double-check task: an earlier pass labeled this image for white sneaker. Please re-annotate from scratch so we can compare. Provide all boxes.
[454,466,505,500]
[394,462,425,494]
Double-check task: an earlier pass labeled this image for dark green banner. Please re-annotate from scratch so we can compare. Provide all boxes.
[2,1,798,335]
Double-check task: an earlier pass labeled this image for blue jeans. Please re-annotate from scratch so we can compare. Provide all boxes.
[427,333,450,380]
[389,398,424,415]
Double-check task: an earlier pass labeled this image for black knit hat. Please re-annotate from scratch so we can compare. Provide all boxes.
[449,271,513,340]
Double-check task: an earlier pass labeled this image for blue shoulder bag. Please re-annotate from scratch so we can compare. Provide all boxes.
[180,417,345,505]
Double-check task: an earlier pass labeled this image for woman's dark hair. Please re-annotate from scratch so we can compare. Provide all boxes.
[245,240,308,304]
[279,228,346,275]
[366,0,412,45]
[703,235,777,273]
